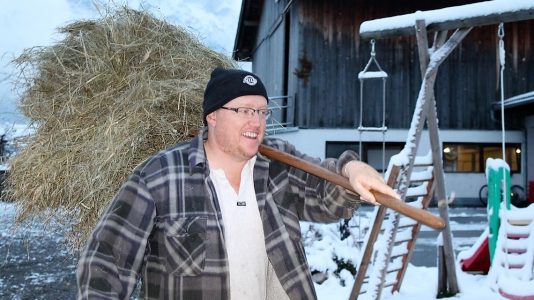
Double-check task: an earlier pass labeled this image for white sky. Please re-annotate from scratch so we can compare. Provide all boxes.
[0,0,243,124]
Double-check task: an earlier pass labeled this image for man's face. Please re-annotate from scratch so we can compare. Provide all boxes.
[206,95,268,162]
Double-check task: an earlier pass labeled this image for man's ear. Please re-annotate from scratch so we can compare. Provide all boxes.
[206,111,216,126]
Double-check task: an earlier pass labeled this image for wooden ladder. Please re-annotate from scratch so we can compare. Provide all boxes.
[350,153,435,299]
[350,17,473,300]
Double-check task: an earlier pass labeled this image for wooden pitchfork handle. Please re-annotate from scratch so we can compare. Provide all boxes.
[258,144,445,230]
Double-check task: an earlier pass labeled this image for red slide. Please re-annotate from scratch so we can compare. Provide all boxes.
[459,231,491,274]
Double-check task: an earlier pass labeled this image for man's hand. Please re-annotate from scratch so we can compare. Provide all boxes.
[342,160,400,205]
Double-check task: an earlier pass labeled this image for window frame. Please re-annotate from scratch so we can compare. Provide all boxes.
[325,141,404,173]
[442,142,521,173]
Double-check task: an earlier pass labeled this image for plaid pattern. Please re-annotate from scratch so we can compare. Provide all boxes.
[76,128,361,300]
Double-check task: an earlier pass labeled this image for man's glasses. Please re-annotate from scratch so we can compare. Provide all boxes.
[220,107,272,119]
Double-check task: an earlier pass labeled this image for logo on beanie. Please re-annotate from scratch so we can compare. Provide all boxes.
[243,75,257,86]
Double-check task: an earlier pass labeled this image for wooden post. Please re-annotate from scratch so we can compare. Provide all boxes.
[414,20,473,296]
[437,245,447,295]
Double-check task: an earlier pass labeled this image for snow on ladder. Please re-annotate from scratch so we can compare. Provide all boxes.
[350,155,435,299]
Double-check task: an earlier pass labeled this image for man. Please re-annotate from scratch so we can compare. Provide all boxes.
[76,68,399,300]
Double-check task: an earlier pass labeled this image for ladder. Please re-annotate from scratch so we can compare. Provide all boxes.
[357,39,388,172]
[350,152,435,299]
[350,18,476,299]
[350,21,456,298]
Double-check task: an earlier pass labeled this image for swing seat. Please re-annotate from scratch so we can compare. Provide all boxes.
[358,70,388,79]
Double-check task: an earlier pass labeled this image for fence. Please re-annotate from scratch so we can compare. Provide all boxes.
[266,95,297,135]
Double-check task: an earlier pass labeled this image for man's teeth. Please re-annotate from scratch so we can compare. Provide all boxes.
[243,132,258,138]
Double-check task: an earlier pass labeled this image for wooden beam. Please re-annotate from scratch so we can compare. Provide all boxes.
[258,144,446,230]
[415,19,431,76]
[360,2,534,39]
[414,20,468,296]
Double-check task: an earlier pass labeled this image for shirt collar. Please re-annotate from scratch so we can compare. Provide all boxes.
[188,127,209,175]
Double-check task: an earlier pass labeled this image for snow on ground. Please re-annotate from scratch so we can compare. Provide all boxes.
[309,218,513,300]
[387,265,504,300]
[0,201,78,299]
[300,205,516,300]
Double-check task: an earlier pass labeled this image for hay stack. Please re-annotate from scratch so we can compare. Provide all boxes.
[7,6,235,250]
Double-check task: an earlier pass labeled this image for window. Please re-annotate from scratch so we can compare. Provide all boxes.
[325,142,404,173]
[442,143,521,173]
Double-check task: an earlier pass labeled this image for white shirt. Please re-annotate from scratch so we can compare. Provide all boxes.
[210,156,268,300]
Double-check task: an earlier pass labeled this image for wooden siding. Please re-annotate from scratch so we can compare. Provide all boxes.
[252,0,290,96]
[252,0,298,124]
[248,0,533,130]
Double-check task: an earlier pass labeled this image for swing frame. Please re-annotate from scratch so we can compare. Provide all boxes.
[355,2,534,298]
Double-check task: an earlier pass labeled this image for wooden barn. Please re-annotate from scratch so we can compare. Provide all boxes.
[233,0,534,205]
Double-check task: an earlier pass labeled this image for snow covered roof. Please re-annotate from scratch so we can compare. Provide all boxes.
[360,0,534,39]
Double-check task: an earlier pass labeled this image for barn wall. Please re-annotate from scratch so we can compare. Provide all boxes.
[248,0,533,130]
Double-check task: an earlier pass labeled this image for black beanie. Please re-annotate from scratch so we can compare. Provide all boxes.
[203,68,268,123]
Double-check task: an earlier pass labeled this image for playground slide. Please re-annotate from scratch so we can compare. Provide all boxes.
[458,228,490,274]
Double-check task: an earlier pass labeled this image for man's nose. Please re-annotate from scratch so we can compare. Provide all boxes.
[248,111,263,124]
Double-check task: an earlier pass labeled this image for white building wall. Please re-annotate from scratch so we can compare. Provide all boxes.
[270,128,525,202]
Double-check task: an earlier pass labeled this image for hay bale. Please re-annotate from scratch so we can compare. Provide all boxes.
[6,6,235,250]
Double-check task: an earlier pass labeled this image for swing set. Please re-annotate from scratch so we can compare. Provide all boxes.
[348,1,534,299]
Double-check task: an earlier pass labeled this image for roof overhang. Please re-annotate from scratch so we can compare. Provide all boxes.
[493,91,534,110]
[233,0,264,61]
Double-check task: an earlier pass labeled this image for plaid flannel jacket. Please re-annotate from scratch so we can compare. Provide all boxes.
[76,128,360,300]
